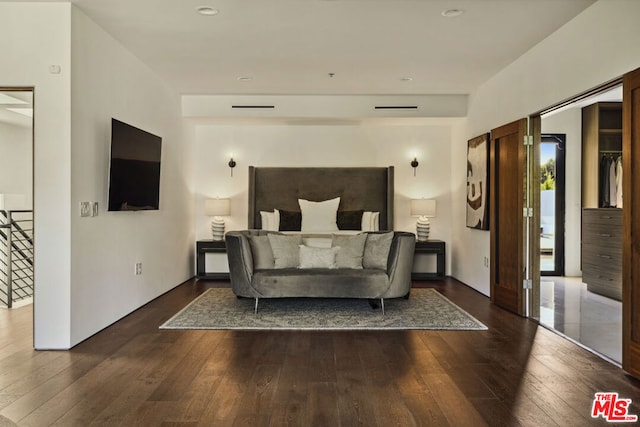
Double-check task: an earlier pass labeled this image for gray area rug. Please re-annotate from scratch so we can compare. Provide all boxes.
[160,288,488,331]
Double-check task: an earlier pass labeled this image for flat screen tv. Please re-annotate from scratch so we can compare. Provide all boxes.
[107,118,162,211]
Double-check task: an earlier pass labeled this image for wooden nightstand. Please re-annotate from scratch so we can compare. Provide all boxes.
[412,240,446,280]
[196,240,229,280]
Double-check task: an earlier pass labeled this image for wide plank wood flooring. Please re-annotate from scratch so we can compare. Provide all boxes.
[1,278,640,426]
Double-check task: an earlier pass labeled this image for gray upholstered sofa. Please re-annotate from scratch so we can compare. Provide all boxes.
[225,230,416,313]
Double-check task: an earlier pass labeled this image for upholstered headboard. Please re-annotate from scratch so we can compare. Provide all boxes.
[248,166,394,231]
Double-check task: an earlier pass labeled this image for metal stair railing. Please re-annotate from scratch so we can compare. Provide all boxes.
[0,210,34,308]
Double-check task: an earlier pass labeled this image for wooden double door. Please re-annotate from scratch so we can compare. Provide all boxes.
[489,119,529,316]
[489,66,640,378]
[622,67,640,378]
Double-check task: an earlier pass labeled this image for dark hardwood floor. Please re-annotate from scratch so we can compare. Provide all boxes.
[1,278,639,426]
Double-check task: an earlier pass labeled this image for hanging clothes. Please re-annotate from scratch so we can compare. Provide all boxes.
[610,157,617,207]
[600,155,611,208]
[616,156,623,208]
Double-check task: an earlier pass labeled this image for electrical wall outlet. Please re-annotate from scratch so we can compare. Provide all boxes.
[483,256,489,268]
[134,262,142,275]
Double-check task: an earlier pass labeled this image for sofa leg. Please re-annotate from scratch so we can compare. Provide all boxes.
[381,298,385,315]
[254,298,259,314]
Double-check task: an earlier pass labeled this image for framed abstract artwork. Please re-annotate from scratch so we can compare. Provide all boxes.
[466,133,490,230]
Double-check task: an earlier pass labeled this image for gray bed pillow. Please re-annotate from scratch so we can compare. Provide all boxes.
[332,233,367,269]
[267,234,303,268]
[363,232,394,270]
[249,235,275,269]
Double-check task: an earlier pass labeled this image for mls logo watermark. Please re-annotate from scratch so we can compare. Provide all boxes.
[591,392,638,422]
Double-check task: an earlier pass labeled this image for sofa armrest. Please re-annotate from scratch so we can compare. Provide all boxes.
[383,232,416,298]
[225,231,258,297]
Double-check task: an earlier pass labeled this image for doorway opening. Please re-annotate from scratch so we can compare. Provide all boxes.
[0,89,34,310]
[537,84,622,364]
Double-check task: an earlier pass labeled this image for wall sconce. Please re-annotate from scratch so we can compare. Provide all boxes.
[205,198,231,240]
[410,157,419,176]
[228,157,237,177]
[411,198,436,241]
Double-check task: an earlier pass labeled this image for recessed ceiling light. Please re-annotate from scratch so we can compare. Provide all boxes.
[400,77,413,82]
[237,76,253,81]
[441,8,465,18]
[196,6,219,16]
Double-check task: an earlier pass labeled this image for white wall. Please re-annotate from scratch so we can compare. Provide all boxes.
[450,121,490,293]
[192,121,459,273]
[453,0,640,295]
[0,122,32,209]
[0,2,72,348]
[542,108,582,276]
[69,8,194,345]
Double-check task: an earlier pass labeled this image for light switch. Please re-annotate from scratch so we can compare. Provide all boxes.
[91,202,99,217]
[80,202,90,217]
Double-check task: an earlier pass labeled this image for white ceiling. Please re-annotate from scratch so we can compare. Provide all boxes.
[64,0,597,96]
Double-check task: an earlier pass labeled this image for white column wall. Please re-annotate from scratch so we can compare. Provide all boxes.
[0,2,72,348]
[69,7,194,346]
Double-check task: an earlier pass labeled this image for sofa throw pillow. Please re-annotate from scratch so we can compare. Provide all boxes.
[298,197,340,232]
[298,245,339,269]
[278,209,302,231]
[249,235,275,269]
[363,232,394,270]
[332,233,366,269]
[337,210,364,230]
[268,234,302,268]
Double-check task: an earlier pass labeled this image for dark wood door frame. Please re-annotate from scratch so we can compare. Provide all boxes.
[540,134,566,277]
[622,66,640,378]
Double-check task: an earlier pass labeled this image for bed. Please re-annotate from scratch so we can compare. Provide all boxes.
[247,166,394,231]
[226,166,414,314]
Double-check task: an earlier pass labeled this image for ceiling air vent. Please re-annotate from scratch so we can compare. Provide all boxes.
[231,105,275,109]
[374,106,419,110]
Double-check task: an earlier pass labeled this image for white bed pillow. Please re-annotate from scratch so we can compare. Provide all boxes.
[298,197,340,232]
[361,211,380,231]
[260,210,280,231]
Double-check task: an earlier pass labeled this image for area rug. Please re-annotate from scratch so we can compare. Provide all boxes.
[160,288,488,331]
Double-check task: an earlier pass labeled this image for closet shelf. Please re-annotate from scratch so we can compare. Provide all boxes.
[581,102,622,301]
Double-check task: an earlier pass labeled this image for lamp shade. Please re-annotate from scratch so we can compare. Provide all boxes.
[411,199,436,217]
[205,198,230,217]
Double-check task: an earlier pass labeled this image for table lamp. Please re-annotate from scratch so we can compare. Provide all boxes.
[411,199,436,241]
[205,198,230,240]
